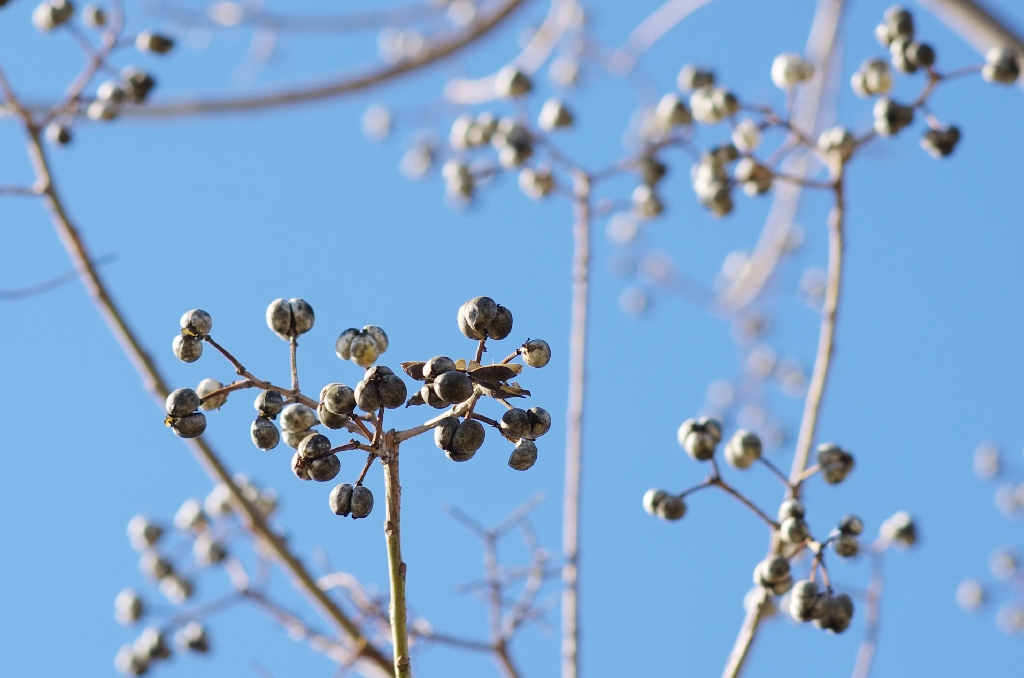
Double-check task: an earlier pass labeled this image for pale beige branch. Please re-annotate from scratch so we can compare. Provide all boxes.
[716,0,846,313]
[122,0,527,117]
[916,0,1024,65]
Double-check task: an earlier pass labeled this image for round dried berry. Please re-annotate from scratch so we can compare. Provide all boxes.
[254,390,284,417]
[434,370,474,404]
[139,550,173,580]
[526,407,551,438]
[434,416,459,450]
[755,556,791,586]
[291,451,311,481]
[329,483,354,516]
[322,383,356,415]
[489,305,513,340]
[637,156,668,186]
[173,499,206,533]
[817,443,854,484]
[193,533,227,567]
[309,454,341,482]
[335,328,359,360]
[538,98,574,131]
[290,299,314,335]
[522,339,551,368]
[317,403,349,430]
[814,592,854,633]
[458,303,486,340]
[643,489,667,517]
[175,622,209,653]
[508,439,538,471]
[421,383,448,409]
[789,579,820,622]
[780,517,810,544]
[298,433,332,460]
[115,589,144,625]
[114,644,148,676]
[777,498,805,522]
[128,515,163,551]
[363,325,389,354]
[280,403,316,432]
[196,378,226,411]
[838,514,863,535]
[122,67,156,103]
[833,534,859,557]
[136,31,174,54]
[364,365,393,380]
[349,331,381,368]
[725,429,762,469]
[423,356,456,380]
[45,123,72,146]
[180,309,212,337]
[283,427,316,450]
[254,419,284,450]
[500,408,532,439]
[265,299,293,339]
[135,627,171,661]
[880,511,917,547]
[159,574,193,604]
[495,65,532,98]
[643,489,686,521]
[350,486,374,519]
[355,380,381,412]
[677,417,722,461]
[449,419,485,461]
[378,374,408,409]
[462,296,498,338]
[172,335,203,363]
[171,412,207,438]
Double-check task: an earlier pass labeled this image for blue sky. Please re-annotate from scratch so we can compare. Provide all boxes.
[1,0,1023,676]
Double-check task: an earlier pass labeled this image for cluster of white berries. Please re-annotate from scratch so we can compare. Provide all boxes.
[115,478,274,675]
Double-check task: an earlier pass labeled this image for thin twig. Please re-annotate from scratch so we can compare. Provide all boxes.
[851,544,886,678]
[0,252,115,301]
[561,169,590,678]
[710,478,780,530]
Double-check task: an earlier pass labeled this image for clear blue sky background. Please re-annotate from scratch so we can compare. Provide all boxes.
[1,1,1022,676]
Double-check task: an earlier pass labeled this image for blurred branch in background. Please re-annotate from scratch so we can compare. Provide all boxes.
[918,0,1024,64]
[131,0,530,116]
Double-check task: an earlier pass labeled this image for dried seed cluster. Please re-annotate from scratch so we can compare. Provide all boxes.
[115,478,273,675]
[164,296,550,521]
[402,296,552,470]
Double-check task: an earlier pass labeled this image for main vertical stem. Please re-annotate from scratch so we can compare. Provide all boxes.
[562,171,591,678]
[382,433,411,678]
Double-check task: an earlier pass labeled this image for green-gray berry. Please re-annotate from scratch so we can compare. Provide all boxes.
[522,339,551,368]
[280,403,316,432]
[434,370,474,404]
[449,419,485,461]
[171,412,206,438]
[329,483,354,516]
[250,417,279,450]
[350,486,374,519]
[500,408,532,439]
[254,390,284,418]
[508,439,538,470]
[172,334,203,363]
